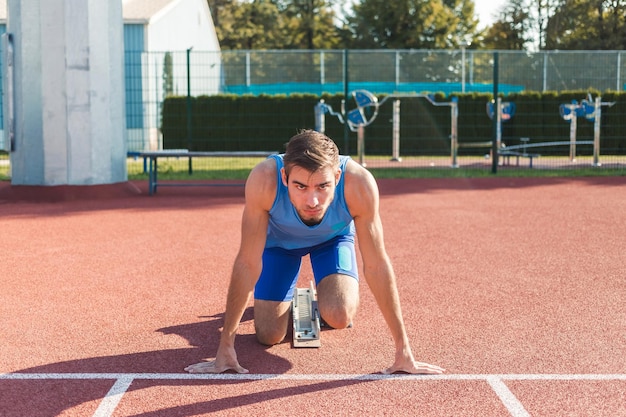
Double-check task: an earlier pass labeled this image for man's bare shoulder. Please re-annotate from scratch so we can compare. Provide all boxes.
[343,159,379,216]
[245,158,278,210]
[344,158,376,189]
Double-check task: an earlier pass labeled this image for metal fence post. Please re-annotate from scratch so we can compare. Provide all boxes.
[450,99,458,168]
[186,47,193,174]
[391,99,401,162]
[593,97,602,167]
[491,52,499,174]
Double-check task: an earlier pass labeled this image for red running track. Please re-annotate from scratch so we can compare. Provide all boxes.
[1,177,625,416]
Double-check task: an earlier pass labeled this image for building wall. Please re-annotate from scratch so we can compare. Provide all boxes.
[1,0,222,152]
[147,0,221,96]
[146,0,219,52]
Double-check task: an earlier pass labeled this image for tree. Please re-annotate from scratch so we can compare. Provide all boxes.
[482,0,533,49]
[206,0,232,29]
[162,52,174,97]
[215,1,285,49]
[345,0,479,49]
[276,0,343,49]
[545,0,626,49]
[207,0,342,49]
[532,0,560,49]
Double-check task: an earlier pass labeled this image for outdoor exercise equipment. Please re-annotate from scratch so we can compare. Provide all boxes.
[486,98,516,151]
[559,94,615,166]
[455,98,515,165]
[315,91,459,167]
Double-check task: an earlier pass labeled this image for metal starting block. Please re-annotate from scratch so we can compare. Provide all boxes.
[292,281,321,348]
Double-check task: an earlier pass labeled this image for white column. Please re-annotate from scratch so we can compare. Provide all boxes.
[7,0,126,185]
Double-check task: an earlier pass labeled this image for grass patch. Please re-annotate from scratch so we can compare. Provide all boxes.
[2,154,624,183]
[127,155,625,180]
[0,153,9,181]
[367,166,626,179]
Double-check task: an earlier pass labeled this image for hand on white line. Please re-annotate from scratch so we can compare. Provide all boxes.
[185,359,249,374]
[382,359,445,375]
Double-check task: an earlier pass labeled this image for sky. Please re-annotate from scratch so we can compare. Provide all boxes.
[474,0,506,27]
[336,0,508,29]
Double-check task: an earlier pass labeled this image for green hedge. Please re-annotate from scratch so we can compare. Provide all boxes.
[161,91,626,155]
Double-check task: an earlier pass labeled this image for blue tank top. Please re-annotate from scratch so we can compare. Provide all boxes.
[266,154,355,250]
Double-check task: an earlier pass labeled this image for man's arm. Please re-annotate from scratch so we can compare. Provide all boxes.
[344,161,444,375]
[185,159,276,374]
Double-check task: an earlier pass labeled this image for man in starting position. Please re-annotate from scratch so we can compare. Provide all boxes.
[185,130,443,375]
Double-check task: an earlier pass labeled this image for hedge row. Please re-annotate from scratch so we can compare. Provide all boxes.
[161,91,626,155]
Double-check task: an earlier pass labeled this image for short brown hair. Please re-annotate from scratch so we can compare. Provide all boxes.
[283,130,339,175]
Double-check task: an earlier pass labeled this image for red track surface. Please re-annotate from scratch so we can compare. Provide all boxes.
[1,177,625,416]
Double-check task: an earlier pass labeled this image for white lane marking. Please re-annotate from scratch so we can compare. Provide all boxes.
[3,373,624,417]
[487,376,531,417]
[92,376,134,417]
[1,373,625,381]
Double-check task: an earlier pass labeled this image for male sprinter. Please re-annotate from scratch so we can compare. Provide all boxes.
[185,130,443,375]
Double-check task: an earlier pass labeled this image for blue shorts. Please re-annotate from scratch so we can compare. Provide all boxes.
[254,234,359,302]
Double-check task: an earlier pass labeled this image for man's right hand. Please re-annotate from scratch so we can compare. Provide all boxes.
[184,346,248,374]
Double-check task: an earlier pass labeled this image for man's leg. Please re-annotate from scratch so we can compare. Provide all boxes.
[316,273,359,329]
[310,235,359,329]
[253,246,303,346]
[253,299,292,345]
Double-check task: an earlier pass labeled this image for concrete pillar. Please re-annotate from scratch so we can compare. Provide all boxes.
[6,0,126,186]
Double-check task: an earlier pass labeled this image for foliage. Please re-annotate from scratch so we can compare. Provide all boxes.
[481,0,626,50]
[161,91,626,157]
[206,0,626,51]
[482,0,533,50]
[279,0,344,49]
[344,0,479,49]
[545,0,626,49]
[212,1,285,49]
[208,0,341,49]
[162,52,174,97]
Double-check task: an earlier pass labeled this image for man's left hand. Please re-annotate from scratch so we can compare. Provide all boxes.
[383,356,445,375]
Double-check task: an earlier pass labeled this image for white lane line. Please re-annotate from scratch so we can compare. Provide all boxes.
[1,373,626,381]
[3,373,624,417]
[487,376,531,417]
[92,376,134,417]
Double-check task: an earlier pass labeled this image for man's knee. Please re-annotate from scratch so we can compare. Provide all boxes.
[320,306,353,329]
[254,299,291,346]
[255,325,287,346]
[316,274,359,329]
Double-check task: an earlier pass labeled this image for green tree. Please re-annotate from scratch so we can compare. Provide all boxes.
[215,1,286,49]
[207,0,342,49]
[345,0,479,49]
[162,52,174,97]
[545,0,626,49]
[532,0,560,49]
[207,0,231,28]
[482,0,533,49]
[276,0,343,48]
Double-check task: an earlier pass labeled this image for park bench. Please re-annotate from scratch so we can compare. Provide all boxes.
[498,138,540,168]
[138,150,277,195]
[498,150,540,168]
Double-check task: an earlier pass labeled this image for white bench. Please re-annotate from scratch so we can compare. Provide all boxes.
[139,150,277,195]
[499,150,540,168]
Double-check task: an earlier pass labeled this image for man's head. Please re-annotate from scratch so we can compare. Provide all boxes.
[282,130,340,176]
[280,130,341,226]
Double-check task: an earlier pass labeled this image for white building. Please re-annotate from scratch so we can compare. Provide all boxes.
[0,0,221,152]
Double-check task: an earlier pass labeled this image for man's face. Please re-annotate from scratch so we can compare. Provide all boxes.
[281,165,341,226]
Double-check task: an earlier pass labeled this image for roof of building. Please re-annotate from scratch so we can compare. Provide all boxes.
[122,0,181,21]
[0,0,185,22]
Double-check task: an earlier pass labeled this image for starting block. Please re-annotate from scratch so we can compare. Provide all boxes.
[292,281,321,348]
